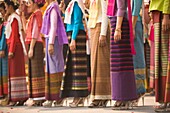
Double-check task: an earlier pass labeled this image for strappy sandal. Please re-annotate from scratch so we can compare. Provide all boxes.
[52,99,65,107]
[154,103,167,112]
[0,97,9,106]
[99,100,109,107]
[69,98,84,108]
[25,100,44,107]
[7,102,17,106]
[112,101,123,110]
[120,101,133,110]
[88,100,101,108]
[42,100,53,107]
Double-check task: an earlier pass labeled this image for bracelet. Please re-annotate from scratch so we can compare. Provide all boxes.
[115,28,122,33]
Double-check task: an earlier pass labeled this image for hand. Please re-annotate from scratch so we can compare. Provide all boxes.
[48,44,54,55]
[162,15,170,32]
[28,49,33,58]
[0,51,5,58]
[8,52,14,58]
[69,40,76,52]
[99,35,107,47]
[114,30,121,43]
[68,36,71,40]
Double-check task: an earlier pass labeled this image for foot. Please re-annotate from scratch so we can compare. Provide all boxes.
[25,99,44,107]
[0,97,9,106]
[88,100,101,108]
[112,101,124,110]
[99,100,109,107]
[42,100,53,107]
[52,99,65,107]
[154,103,167,112]
[116,101,133,110]
[69,98,84,108]
[7,102,17,106]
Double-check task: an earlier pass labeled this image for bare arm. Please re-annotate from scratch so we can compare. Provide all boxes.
[114,0,126,43]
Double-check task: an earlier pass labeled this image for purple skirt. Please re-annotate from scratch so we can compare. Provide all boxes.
[110,17,137,101]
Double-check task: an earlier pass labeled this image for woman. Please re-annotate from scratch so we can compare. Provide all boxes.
[4,0,28,106]
[88,0,111,108]
[60,0,88,108]
[0,2,8,106]
[149,0,170,111]
[41,0,68,107]
[132,0,146,106]
[107,0,137,110]
[24,0,45,106]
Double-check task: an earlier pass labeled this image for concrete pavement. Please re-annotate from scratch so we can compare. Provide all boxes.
[0,95,159,113]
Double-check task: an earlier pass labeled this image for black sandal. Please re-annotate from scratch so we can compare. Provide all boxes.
[88,100,101,108]
[99,100,109,107]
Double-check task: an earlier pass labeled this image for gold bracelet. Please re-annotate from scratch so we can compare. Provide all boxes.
[115,28,122,33]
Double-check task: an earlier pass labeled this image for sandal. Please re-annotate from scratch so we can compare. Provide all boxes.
[25,99,44,107]
[0,97,9,106]
[52,98,65,107]
[99,100,109,107]
[42,100,53,107]
[112,101,123,110]
[154,103,167,112]
[69,98,84,108]
[7,102,17,106]
[88,100,101,108]
[120,101,133,110]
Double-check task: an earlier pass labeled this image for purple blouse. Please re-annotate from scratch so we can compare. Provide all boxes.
[116,0,127,17]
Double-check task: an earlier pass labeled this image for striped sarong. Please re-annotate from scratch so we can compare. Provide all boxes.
[150,40,155,89]
[28,42,45,98]
[109,17,137,101]
[8,44,28,102]
[90,23,111,100]
[152,11,170,102]
[144,40,151,91]
[60,31,88,98]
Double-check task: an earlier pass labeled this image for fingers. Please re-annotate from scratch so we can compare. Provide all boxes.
[114,31,121,43]
[99,40,106,47]
[48,49,54,55]
[48,44,54,55]
[114,35,121,43]
[69,45,76,51]
[8,54,13,59]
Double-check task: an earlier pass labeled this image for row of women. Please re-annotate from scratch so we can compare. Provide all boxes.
[0,0,170,111]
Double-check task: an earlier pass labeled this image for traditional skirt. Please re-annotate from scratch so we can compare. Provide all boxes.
[87,55,91,94]
[28,42,45,99]
[144,40,151,91]
[90,23,111,100]
[133,21,146,95]
[152,11,170,102]
[60,31,88,98]
[150,40,155,89]
[0,48,8,97]
[109,17,137,101]
[8,44,28,102]
[45,37,64,100]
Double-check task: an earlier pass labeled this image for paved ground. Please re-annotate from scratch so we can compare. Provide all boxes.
[0,95,162,113]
